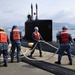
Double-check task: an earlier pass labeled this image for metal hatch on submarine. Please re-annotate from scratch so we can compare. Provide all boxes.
[24,4,52,41]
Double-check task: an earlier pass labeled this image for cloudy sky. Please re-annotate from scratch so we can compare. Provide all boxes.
[0,0,75,27]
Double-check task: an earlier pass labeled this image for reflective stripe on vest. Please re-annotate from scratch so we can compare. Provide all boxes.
[33,32,40,40]
[13,29,20,40]
[0,31,7,42]
[60,31,69,43]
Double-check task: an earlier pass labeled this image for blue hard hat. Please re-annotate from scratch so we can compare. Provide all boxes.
[62,25,68,29]
[12,25,17,28]
[34,27,39,30]
[12,25,17,31]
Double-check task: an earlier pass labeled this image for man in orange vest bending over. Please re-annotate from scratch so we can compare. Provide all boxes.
[55,26,74,65]
[0,28,9,67]
[29,26,43,57]
[10,25,22,62]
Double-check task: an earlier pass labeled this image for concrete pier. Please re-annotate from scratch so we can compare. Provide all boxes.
[0,40,75,75]
[21,40,75,75]
[0,61,54,75]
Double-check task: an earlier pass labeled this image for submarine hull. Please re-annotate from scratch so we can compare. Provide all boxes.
[24,20,52,41]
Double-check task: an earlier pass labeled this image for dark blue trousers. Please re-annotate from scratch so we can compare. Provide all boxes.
[58,43,72,63]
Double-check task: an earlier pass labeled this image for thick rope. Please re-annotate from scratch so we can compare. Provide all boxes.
[21,40,59,61]
[2,41,74,61]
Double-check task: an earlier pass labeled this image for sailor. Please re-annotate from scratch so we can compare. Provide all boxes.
[55,25,74,65]
[0,28,9,67]
[10,25,22,62]
[29,26,43,57]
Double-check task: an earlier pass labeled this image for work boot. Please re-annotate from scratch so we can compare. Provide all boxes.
[55,61,61,64]
[40,52,42,57]
[3,63,7,67]
[10,60,13,63]
[39,54,42,57]
[69,62,72,65]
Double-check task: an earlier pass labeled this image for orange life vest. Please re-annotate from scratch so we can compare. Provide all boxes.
[0,31,7,42]
[33,32,40,40]
[60,31,70,43]
[13,29,20,40]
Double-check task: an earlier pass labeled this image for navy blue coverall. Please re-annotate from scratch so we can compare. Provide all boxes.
[0,33,9,67]
[30,32,43,57]
[56,31,74,65]
[10,28,22,62]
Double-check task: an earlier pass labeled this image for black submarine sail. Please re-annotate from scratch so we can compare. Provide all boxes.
[24,4,52,41]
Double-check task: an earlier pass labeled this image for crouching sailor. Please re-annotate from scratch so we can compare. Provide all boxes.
[29,26,43,57]
[0,28,9,67]
[55,25,74,65]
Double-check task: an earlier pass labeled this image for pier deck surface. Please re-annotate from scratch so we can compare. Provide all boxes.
[0,61,54,75]
[0,40,75,75]
[21,40,75,75]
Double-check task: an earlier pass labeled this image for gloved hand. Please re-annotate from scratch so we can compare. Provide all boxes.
[38,40,41,42]
[71,43,75,46]
[38,40,45,43]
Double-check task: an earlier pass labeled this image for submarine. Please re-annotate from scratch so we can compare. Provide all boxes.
[24,4,52,41]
